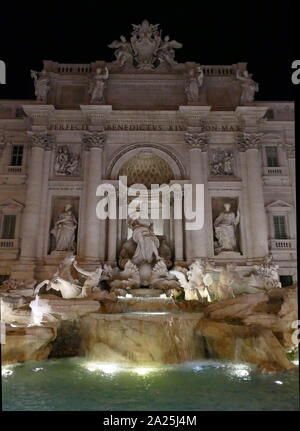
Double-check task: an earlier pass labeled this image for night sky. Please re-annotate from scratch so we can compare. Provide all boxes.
[0,2,297,101]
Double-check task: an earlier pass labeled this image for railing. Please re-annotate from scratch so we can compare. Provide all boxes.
[48,62,236,76]
[0,238,19,249]
[56,64,92,74]
[269,239,296,250]
[263,167,287,176]
[6,165,23,174]
[202,65,235,76]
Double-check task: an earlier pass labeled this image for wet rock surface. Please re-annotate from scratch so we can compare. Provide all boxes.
[1,287,298,372]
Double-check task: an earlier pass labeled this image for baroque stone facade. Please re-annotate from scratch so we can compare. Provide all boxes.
[0,21,296,284]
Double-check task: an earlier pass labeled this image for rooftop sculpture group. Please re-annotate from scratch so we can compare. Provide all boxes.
[108,19,182,70]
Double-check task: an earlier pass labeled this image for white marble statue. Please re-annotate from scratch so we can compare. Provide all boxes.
[207,263,241,300]
[55,146,81,176]
[30,70,49,102]
[73,260,105,297]
[128,213,161,265]
[109,260,141,291]
[236,69,258,104]
[250,255,281,290]
[185,66,204,102]
[89,67,109,104]
[171,260,212,301]
[108,35,133,67]
[214,203,240,254]
[50,204,77,252]
[150,260,181,292]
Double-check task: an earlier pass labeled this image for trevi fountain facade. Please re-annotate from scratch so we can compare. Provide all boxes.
[0,21,298,402]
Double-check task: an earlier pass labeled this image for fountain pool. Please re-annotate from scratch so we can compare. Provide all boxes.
[2,358,299,411]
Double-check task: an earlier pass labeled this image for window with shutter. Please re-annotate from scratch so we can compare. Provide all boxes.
[11,145,24,166]
[266,146,279,167]
[273,215,287,239]
[1,215,16,239]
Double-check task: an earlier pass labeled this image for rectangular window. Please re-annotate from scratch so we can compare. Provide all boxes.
[10,145,24,166]
[280,275,293,287]
[1,215,16,239]
[265,146,279,167]
[273,215,288,239]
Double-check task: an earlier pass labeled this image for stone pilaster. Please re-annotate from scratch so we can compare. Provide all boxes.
[107,196,118,265]
[20,131,54,263]
[184,131,208,260]
[82,131,105,263]
[237,132,268,258]
[283,140,296,209]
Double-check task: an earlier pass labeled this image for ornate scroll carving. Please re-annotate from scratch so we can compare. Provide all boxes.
[82,131,106,150]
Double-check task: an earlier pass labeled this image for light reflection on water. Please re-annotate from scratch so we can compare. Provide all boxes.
[2,358,299,411]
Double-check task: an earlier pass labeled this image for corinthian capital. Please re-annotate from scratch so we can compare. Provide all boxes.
[82,131,106,150]
[27,131,54,149]
[237,132,263,151]
[185,131,208,151]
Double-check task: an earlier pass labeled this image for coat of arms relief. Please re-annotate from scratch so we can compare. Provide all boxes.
[108,20,182,70]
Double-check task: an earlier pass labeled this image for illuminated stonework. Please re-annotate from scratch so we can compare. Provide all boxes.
[119,151,174,187]
[0,22,296,285]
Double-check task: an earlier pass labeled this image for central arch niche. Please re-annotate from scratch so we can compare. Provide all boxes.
[119,150,174,188]
[107,144,185,181]
[107,145,186,261]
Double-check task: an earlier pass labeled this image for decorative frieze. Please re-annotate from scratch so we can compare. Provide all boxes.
[55,146,81,176]
[210,150,234,176]
[82,131,106,150]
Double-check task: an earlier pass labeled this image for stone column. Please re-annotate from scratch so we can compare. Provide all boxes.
[284,141,296,206]
[36,147,52,259]
[107,197,118,264]
[174,218,184,262]
[184,131,207,260]
[238,132,268,258]
[82,131,105,264]
[20,131,53,261]
[0,140,5,171]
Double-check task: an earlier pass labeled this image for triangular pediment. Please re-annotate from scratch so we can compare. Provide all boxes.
[0,199,24,209]
[266,200,293,209]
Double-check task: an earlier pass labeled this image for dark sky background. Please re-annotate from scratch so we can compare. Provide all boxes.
[0,1,297,101]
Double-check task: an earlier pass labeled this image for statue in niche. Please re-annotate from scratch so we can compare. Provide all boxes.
[89,67,109,104]
[185,66,204,102]
[213,202,240,254]
[210,151,234,176]
[236,68,258,104]
[50,204,77,252]
[156,35,183,67]
[55,146,81,176]
[30,70,49,103]
[127,212,161,265]
[108,35,133,67]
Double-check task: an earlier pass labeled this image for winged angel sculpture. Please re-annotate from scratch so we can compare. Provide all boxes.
[108,20,182,70]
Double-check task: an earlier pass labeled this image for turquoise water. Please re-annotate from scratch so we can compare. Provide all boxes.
[2,358,299,411]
